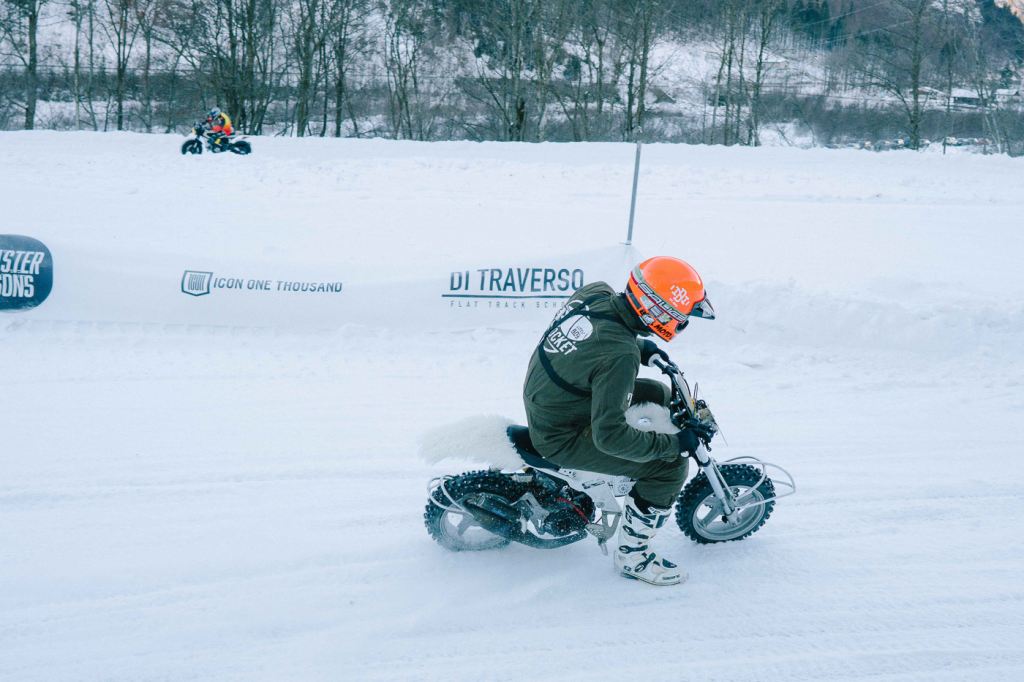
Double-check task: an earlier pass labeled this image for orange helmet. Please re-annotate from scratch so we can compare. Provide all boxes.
[624,257,715,341]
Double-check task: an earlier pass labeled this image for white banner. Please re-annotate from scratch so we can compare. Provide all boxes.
[6,236,642,331]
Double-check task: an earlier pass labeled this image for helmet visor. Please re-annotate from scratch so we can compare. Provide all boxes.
[689,296,715,320]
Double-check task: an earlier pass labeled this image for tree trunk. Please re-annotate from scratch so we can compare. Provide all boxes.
[294,0,317,137]
[734,14,748,145]
[334,69,347,137]
[710,30,728,144]
[87,1,97,130]
[908,1,924,150]
[635,6,650,136]
[74,2,83,129]
[749,2,778,147]
[25,5,38,130]
[143,31,152,132]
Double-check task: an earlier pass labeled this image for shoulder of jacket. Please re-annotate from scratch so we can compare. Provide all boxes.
[572,281,614,299]
[592,318,639,356]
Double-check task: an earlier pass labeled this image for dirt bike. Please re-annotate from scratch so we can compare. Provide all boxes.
[423,355,794,553]
[180,124,252,155]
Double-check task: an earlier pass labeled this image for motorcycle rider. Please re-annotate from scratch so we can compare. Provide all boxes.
[203,107,234,149]
[522,256,716,586]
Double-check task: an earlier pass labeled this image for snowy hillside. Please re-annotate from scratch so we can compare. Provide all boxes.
[1,132,1023,680]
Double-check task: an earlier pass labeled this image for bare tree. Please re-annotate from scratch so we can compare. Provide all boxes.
[290,0,326,136]
[619,0,662,140]
[381,0,424,139]
[527,0,572,141]
[851,0,940,150]
[100,0,151,130]
[67,0,94,129]
[177,0,283,133]
[464,0,543,141]
[1,0,48,129]
[325,0,372,137]
[135,0,160,131]
[747,0,784,146]
[553,0,623,141]
[381,0,447,140]
[289,0,372,137]
[707,0,748,145]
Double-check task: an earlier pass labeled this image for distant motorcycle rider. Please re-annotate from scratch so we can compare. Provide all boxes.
[522,256,716,586]
[203,107,234,148]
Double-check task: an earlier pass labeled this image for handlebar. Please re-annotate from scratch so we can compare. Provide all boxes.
[649,352,722,458]
[649,356,678,375]
[650,353,712,440]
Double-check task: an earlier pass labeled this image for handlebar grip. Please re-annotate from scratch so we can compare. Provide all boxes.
[651,357,679,374]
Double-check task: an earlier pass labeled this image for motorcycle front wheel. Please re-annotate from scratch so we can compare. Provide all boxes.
[675,464,775,544]
[181,139,202,155]
[424,471,524,552]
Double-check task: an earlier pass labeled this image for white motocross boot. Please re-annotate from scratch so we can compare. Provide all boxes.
[613,495,686,586]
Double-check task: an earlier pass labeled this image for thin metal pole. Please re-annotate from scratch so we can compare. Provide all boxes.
[625,139,643,245]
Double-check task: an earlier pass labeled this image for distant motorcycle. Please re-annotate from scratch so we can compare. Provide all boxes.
[180,123,252,155]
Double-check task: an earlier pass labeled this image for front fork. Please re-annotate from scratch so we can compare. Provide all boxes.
[692,445,736,517]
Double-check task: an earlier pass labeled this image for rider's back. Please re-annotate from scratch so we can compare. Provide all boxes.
[523,281,645,458]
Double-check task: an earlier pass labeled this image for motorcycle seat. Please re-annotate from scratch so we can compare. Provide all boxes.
[506,425,560,471]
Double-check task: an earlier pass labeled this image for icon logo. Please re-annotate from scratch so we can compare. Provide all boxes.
[181,270,213,296]
[669,284,690,309]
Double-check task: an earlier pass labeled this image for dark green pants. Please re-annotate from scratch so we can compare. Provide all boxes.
[545,379,688,509]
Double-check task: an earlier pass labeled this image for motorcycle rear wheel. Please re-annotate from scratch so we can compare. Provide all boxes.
[675,464,775,544]
[424,471,523,552]
[230,140,252,155]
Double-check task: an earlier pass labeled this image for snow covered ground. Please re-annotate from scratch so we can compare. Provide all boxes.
[1,132,1023,680]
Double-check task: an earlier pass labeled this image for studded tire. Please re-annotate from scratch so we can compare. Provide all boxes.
[675,464,775,544]
[181,139,202,155]
[424,470,526,552]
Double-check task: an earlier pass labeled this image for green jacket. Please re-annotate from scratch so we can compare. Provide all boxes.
[523,281,678,463]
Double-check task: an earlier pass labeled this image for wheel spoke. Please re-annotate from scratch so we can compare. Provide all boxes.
[698,497,723,521]
[696,491,752,538]
[733,488,763,510]
[456,513,477,537]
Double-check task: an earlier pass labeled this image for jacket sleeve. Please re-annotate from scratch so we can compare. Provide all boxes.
[589,353,678,462]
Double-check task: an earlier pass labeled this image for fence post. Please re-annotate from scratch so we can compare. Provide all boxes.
[625,139,643,245]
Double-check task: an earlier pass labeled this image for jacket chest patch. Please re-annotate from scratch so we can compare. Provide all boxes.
[561,315,594,342]
[544,314,594,355]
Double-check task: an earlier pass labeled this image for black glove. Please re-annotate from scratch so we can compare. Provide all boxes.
[675,428,701,456]
[686,417,716,443]
[638,339,669,368]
